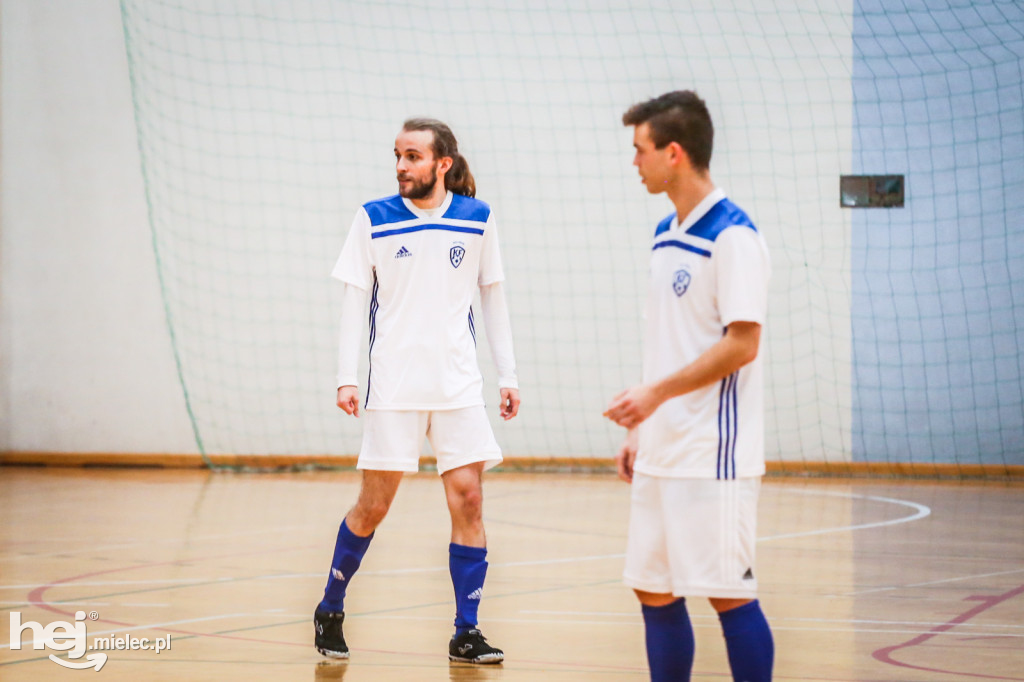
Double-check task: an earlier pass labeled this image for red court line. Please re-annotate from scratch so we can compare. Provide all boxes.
[872,583,1024,680]
[19,552,670,674]
[20,557,656,672]
[24,545,318,648]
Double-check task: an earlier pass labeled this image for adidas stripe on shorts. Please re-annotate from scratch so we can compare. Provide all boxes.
[623,474,760,599]
[357,406,502,475]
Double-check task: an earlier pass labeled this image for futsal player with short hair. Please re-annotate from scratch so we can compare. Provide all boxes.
[315,118,519,665]
[604,91,775,681]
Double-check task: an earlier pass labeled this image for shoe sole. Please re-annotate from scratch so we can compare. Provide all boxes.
[316,646,350,660]
[448,653,503,664]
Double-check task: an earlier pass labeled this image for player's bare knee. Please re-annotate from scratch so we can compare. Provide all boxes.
[351,497,391,530]
[447,485,483,519]
[365,499,392,526]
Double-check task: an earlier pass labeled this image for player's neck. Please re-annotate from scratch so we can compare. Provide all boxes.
[667,173,715,222]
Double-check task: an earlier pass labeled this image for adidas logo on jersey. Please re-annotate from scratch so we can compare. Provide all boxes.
[742,567,754,580]
[466,587,483,600]
[395,246,412,258]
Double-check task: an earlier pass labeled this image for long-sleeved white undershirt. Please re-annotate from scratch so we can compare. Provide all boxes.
[335,282,518,390]
[479,281,518,389]
[335,283,367,389]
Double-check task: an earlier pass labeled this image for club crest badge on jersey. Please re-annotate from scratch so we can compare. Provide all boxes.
[450,244,466,268]
[673,267,691,297]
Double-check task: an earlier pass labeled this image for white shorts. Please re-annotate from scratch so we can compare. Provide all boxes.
[623,474,760,599]
[358,406,502,475]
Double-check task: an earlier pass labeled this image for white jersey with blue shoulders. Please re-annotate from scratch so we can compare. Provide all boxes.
[331,191,505,410]
[635,188,771,479]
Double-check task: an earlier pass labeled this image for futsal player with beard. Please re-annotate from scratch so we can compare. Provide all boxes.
[314,118,519,665]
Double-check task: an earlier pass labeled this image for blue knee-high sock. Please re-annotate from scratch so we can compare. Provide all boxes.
[641,598,695,682]
[319,519,373,612]
[718,600,774,682]
[449,543,488,635]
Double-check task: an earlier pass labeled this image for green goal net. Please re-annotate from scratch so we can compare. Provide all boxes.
[121,0,1023,475]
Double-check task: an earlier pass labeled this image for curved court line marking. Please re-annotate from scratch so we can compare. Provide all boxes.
[486,489,933,567]
[872,583,1024,681]
[7,489,932,592]
[758,490,931,542]
[6,487,933,664]
[494,488,933,551]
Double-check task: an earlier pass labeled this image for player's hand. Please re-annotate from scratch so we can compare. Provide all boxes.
[615,428,639,483]
[336,386,360,417]
[499,387,520,421]
[604,383,661,429]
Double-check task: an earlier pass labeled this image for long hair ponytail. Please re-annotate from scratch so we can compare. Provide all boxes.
[402,118,476,197]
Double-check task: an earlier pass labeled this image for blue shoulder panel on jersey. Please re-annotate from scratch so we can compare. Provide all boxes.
[443,193,491,222]
[654,213,675,237]
[685,199,756,241]
[363,194,418,226]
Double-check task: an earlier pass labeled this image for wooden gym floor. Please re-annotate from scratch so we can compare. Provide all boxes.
[0,466,1022,681]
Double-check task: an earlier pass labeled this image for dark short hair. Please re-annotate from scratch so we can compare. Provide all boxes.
[402,118,476,197]
[622,91,713,171]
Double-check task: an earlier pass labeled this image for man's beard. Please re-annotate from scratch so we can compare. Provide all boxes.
[398,165,438,200]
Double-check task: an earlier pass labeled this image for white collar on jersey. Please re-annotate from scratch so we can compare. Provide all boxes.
[672,187,726,232]
[401,190,454,219]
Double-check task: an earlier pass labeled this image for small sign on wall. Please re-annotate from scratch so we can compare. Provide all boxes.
[840,175,904,208]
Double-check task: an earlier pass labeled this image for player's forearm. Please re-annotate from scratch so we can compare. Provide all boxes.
[479,282,518,389]
[651,321,761,403]
[336,283,368,388]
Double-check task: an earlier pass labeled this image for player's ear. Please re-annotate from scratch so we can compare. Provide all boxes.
[668,141,697,173]
[666,141,686,166]
[436,155,454,175]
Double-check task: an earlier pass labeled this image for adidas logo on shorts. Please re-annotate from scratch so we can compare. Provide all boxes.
[395,246,412,258]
